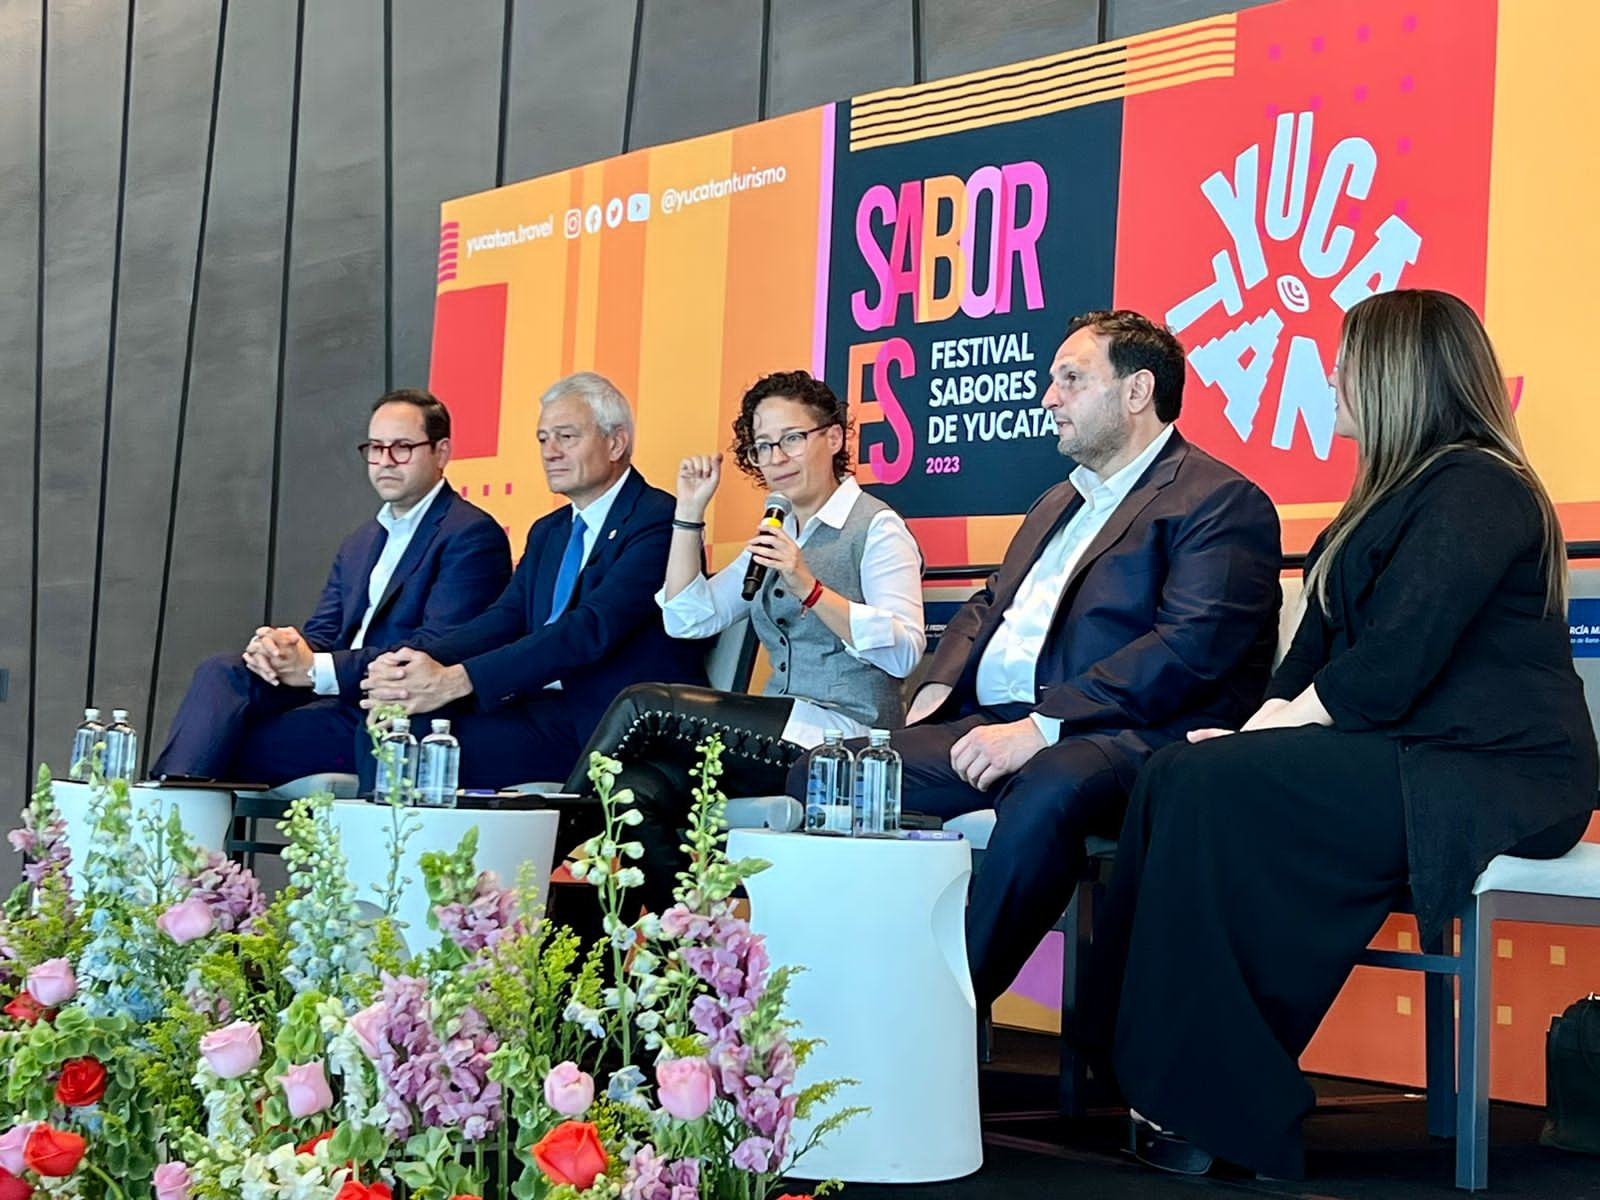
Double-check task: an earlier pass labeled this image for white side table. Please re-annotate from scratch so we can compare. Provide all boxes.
[729,829,982,1183]
[329,801,560,955]
[51,781,235,893]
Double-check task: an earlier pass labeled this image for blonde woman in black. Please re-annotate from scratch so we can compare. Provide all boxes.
[1094,289,1597,1181]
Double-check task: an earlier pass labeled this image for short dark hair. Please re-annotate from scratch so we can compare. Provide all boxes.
[372,387,450,442]
[1064,310,1187,422]
[731,370,852,482]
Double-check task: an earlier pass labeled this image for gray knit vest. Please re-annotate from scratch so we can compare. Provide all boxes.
[749,488,907,730]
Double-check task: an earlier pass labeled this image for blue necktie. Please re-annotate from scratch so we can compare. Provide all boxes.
[546,512,587,624]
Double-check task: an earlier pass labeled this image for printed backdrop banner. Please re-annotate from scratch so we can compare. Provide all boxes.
[434,0,1600,568]
[435,0,1600,1103]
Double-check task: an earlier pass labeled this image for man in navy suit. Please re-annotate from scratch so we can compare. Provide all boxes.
[804,311,1283,1008]
[151,389,512,785]
[356,372,707,789]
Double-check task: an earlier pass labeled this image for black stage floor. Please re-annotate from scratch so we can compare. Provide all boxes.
[791,1028,1600,1199]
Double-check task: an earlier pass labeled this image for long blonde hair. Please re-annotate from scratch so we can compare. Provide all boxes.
[1308,289,1565,614]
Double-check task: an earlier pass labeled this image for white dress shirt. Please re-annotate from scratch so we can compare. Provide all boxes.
[658,477,926,747]
[544,468,633,689]
[311,477,448,695]
[974,424,1176,743]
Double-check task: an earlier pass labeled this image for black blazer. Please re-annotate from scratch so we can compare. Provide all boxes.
[300,482,512,699]
[925,429,1283,787]
[418,469,708,734]
[1267,448,1598,942]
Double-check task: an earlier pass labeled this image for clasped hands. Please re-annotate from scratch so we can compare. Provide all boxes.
[358,648,473,719]
[242,627,313,687]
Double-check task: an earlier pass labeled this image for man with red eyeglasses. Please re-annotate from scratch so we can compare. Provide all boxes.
[150,389,511,785]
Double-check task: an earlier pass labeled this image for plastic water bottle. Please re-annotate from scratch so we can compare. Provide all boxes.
[854,728,902,835]
[416,719,460,808]
[102,709,138,783]
[804,730,854,834]
[69,707,106,781]
[374,716,419,804]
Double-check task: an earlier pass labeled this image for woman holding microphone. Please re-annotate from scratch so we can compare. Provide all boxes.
[566,370,925,914]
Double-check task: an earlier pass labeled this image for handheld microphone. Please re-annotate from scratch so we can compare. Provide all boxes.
[741,494,793,600]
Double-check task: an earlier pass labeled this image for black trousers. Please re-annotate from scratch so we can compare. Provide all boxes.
[566,682,798,916]
[785,706,1129,1009]
[1087,726,1586,1181]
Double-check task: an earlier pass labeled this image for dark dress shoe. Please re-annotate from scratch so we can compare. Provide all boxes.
[1130,1117,1216,1176]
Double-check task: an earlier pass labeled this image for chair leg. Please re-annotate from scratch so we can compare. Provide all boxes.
[1423,926,1457,1139]
[1456,898,1491,1190]
[1057,878,1094,1116]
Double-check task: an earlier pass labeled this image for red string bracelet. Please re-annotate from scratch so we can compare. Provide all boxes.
[800,579,825,610]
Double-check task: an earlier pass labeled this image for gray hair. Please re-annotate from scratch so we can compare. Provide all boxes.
[540,371,635,438]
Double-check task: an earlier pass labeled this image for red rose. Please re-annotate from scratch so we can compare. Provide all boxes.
[0,1166,33,1200]
[2,995,46,1025]
[531,1121,608,1190]
[54,1058,108,1108]
[22,1125,86,1177]
[297,1130,334,1156]
[333,1183,392,1200]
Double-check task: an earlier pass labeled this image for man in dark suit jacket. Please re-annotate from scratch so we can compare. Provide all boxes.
[152,389,511,785]
[866,310,1281,1008]
[356,372,707,789]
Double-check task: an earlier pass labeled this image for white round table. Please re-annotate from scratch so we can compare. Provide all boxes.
[51,781,235,893]
[329,801,560,955]
[728,829,982,1183]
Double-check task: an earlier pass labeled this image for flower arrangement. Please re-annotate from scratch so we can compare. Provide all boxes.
[0,738,857,1200]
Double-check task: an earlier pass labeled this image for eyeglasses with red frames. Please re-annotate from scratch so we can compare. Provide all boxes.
[357,439,437,465]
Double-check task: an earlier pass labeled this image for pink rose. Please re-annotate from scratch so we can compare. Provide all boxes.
[24,959,76,1007]
[655,1056,715,1121]
[157,897,215,945]
[347,1001,388,1060]
[276,1060,334,1119]
[154,1161,193,1200]
[543,1061,594,1116]
[0,1123,36,1175]
[199,1020,263,1079]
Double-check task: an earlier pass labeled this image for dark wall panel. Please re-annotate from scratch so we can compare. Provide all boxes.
[92,0,220,748]
[389,0,504,391]
[0,0,42,877]
[153,0,297,748]
[921,0,1099,78]
[33,0,130,776]
[271,0,387,628]
[1107,0,1236,39]
[501,0,636,182]
[767,0,914,117]
[628,0,764,148]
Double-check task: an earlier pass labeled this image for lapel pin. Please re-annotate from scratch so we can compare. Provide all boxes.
[608,529,617,540]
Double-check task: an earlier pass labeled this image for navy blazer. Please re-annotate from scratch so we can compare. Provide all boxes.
[924,430,1282,786]
[419,469,708,731]
[300,482,512,699]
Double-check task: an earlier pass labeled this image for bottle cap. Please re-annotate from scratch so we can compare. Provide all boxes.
[869,727,890,743]
[112,709,129,722]
[822,728,844,743]
[431,719,451,734]
[84,707,100,720]
[391,716,411,732]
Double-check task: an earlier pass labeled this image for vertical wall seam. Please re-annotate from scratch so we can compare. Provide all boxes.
[25,0,48,785]
[494,0,514,186]
[265,0,309,624]
[146,0,230,769]
[84,0,138,709]
[620,0,645,152]
[757,0,772,120]
[382,0,394,391]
